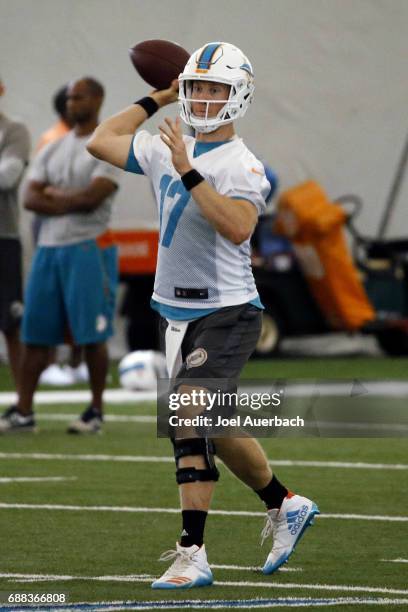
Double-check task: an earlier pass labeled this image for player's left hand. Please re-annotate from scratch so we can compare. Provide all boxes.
[159,117,192,176]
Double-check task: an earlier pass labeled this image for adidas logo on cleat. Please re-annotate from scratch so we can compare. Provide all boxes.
[286,505,309,536]
[261,496,319,575]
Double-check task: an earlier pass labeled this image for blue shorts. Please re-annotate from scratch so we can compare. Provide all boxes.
[22,240,118,346]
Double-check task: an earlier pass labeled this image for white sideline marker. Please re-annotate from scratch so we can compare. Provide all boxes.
[0,502,406,522]
[381,558,408,564]
[1,451,407,471]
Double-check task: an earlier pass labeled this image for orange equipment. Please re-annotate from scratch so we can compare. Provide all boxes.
[108,229,158,275]
[274,181,375,330]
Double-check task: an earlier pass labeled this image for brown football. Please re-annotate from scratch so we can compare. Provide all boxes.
[129,39,190,90]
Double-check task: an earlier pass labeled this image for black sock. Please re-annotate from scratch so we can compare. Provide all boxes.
[255,475,289,510]
[180,510,208,547]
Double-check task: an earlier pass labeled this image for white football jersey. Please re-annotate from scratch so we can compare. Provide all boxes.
[130,131,269,309]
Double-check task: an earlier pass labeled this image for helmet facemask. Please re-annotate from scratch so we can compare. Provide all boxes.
[179,79,233,133]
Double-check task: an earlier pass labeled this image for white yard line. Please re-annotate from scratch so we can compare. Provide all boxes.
[0,503,406,522]
[0,567,303,583]
[63,599,408,610]
[214,581,408,596]
[316,513,408,522]
[211,564,302,573]
[0,573,153,583]
[381,558,408,563]
[1,380,408,407]
[243,382,408,398]
[1,596,408,611]
[36,414,156,423]
[0,477,76,484]
[269,460,408,471]
[0,389,156,406]
[0,573,408,597]
[0,452,407,471]
[0,452,174,463]
[0,600,408,611]
[21,413,408,434]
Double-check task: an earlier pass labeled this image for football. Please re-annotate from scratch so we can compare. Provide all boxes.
[129,39,190,90]
[118,350,167,391]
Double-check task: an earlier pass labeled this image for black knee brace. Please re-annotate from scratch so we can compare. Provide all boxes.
[172,437,220,485]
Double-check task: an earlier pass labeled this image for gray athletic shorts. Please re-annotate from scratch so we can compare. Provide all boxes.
[161,303,262,385]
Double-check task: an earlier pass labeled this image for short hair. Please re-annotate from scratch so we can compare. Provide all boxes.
[82,77,105,99]
[53,85,69,119]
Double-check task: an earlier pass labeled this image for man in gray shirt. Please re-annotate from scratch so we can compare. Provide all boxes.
[0,77,30,396]
[0,77,120,434]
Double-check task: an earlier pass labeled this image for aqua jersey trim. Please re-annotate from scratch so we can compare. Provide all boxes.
[125,136,144,175]
[151,297,263,321]
[193,140,231,157]
[263,164,278,203]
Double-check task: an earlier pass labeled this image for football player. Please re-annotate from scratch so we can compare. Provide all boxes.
[88,41,319,589]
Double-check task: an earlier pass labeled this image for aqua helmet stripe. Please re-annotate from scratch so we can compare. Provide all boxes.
[196,43,222,70]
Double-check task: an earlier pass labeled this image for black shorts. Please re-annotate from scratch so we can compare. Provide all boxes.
[0,238,23,333]
[161,303,262,385]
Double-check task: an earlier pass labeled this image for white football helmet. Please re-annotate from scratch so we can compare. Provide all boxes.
[118,350,167,391]
[178,42,255,134]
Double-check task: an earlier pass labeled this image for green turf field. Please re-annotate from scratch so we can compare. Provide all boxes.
[0,359,408,610]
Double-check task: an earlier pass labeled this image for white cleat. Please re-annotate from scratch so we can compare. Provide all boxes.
[67,406,102,434]
[151,543,213,589]
[261,493,320,574]
[0,406,36,434]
